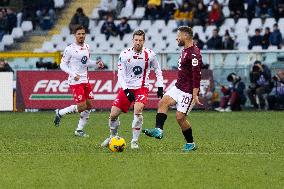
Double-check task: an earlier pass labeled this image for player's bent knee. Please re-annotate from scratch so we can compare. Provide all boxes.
[77,104,87,113]
[86,104,92,110]
[158,99,169,108]
[134,108,143,114]
[109,114,118,121]
[176,113,186,124]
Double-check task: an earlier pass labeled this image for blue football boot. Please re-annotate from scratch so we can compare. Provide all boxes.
[142,128,163,139]
[183,142,197,152]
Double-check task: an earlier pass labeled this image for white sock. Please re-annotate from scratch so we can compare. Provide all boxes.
[131,114,143,142]
[58,105,78,116]
[76,110,90,131]
[109,117,120,137]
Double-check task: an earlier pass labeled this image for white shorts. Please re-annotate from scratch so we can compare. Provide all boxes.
[164,86,195,115]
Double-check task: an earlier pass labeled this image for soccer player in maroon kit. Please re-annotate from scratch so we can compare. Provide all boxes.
[143,26,203,152]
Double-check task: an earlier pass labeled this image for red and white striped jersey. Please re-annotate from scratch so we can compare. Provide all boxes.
[117,47,163,90]
[60,43,96,85]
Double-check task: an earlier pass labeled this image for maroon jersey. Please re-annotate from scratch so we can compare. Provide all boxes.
[175,45,202,93]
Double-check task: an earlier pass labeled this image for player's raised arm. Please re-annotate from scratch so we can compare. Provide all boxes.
[150,52,164,98]
[60,47,77,78]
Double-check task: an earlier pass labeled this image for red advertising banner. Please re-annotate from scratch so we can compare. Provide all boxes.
[16,70,214,110]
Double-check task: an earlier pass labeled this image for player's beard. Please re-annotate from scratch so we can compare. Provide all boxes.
[77,37,85,45]
[178,40,185,47]
[134,44,143,52]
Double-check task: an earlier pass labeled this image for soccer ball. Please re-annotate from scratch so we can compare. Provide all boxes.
[108,136,126,152]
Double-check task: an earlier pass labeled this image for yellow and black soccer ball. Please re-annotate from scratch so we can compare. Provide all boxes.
[108,136,126,152]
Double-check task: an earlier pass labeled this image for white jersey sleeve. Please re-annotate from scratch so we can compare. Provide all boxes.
[117,52,128,90]
[149,51,163,88]
[60,46,77,78]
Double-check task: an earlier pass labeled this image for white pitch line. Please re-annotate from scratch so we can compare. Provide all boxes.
[173,152,274,155]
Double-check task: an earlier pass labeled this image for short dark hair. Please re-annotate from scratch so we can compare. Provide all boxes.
[76,8,83,14]
[133,30,145,40]
[177,26,193,38]
[74,25,86,34]
[254,60,261,65]
[255,28,261,33]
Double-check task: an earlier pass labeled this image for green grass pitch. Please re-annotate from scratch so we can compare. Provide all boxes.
[0,111,283,189]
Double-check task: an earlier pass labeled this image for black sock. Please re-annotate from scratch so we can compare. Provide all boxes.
[182,128,193,143]
[155,113,167,130]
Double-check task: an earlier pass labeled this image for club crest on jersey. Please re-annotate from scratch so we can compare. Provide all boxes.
[192,58,198,66]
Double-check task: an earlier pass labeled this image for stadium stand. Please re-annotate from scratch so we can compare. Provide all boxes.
[36,0,283,54]
[0,0,68,52]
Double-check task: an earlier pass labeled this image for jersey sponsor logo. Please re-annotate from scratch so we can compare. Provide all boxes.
[81,56,88,64]
[133,66,143,75]
[192,58,198,66]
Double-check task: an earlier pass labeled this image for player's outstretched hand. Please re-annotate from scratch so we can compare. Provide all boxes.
[96,60,104,69]
[193,95,203,106]
[124,89,135,102]
[157,87,163,98]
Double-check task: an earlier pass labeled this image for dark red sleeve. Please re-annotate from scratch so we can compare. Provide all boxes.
[192,51,202,89]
